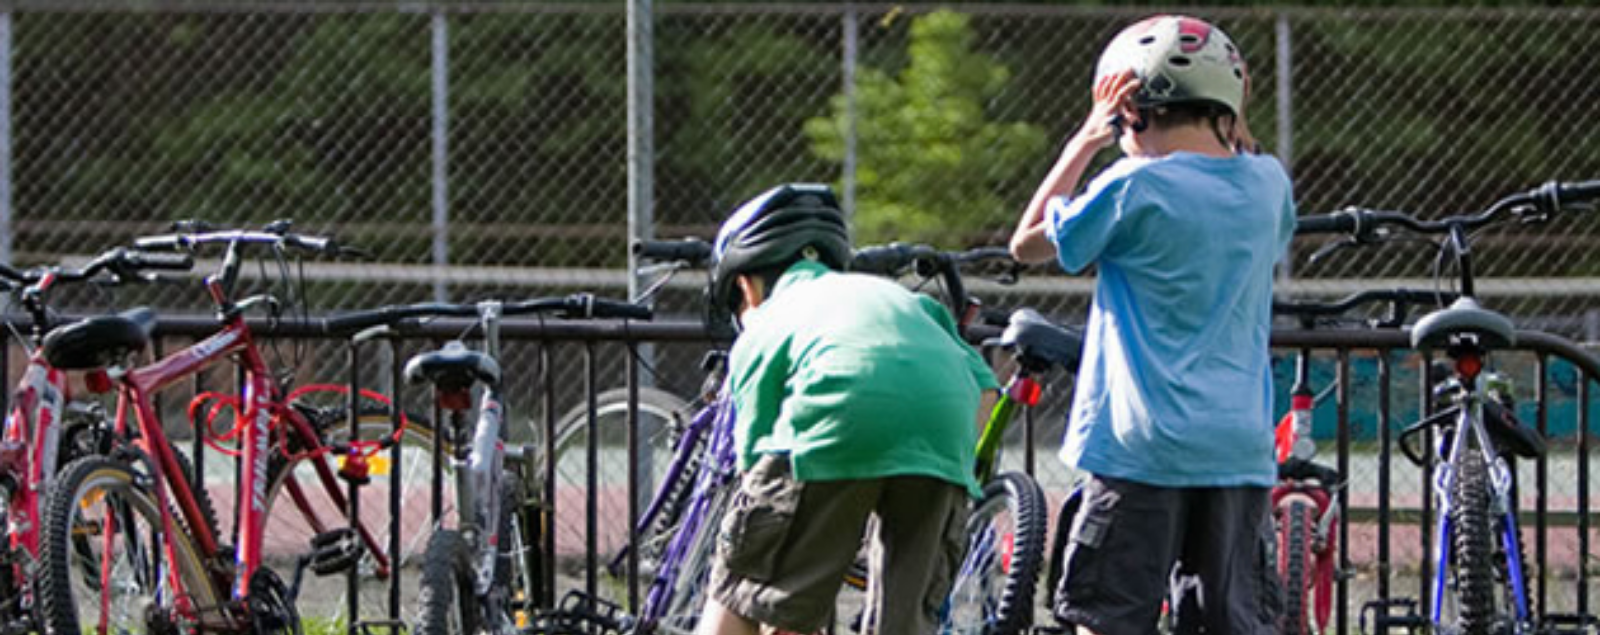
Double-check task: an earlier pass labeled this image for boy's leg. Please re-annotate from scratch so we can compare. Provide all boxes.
[1177,486,1277,635]
[1053,475,1186,635]
[863,476,968,635]
[708,454,881,633]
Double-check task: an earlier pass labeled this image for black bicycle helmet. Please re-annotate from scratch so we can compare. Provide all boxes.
[710,183,852,318]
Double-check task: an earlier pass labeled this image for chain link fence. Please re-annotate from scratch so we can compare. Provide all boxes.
[3,0,1598,617]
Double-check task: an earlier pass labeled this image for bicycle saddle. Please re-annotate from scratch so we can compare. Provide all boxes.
[404,341,501,391]
[1409,297,1515,351]
[1000,308,1083,373]
[42,307,157,370]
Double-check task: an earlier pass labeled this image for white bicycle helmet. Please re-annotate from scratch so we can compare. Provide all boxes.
[1095,15,1246,117]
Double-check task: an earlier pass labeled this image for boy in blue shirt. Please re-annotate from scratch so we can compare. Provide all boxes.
[1009,15,1295,635]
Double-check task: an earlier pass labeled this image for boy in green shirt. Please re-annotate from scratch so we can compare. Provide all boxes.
[694,183,998,635]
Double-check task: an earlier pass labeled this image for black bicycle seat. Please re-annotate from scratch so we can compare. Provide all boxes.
[1000,308,1083,373]
[404,342,501,391]
[1410,297,1515,351]
[42,307,157,370]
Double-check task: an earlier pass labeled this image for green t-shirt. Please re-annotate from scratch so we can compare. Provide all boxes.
[728,259,999,497]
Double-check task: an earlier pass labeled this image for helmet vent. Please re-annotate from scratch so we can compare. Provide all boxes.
[1179,34,1201,44]
[1233,68,1244,79]
[1138,35,1157,45]
[1168,56,1192,67]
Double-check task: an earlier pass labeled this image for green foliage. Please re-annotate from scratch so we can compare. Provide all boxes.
[805,10,1044,247]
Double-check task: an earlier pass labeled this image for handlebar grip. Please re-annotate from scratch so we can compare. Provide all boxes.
[1557,180,1600,205]
[581,296,653,321]
[123,251,195,271]
[632,238,713,265]
[850,244,913,274]
[134,234,188,251]
[0,263,28,283]
[1294,212,1358,235]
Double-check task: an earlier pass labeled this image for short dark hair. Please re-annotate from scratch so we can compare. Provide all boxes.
[1144,101,1234,130]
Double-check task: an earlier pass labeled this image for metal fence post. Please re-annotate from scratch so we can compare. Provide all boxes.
[628,0,654,301]
[841,4,858,223]
[0,9,12,267]
[431,11,450,303]
[1273,12,1294,287]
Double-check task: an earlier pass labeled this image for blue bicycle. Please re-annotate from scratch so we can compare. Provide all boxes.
[1298,180,1599,635]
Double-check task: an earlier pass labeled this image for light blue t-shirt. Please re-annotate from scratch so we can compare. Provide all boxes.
[1046,152,1296,487]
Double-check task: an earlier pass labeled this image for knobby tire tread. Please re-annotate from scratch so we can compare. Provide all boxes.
[415,530,477,635]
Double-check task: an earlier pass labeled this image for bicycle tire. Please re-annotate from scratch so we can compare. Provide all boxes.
[1276,497,1317,635]
[941,471,1048,635]
[38,454,215,635]
[414,530,478,635]
[1451,447,1498,635]
[260,403,439,629]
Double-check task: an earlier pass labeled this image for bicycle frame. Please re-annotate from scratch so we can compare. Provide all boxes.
[113,311,384,609]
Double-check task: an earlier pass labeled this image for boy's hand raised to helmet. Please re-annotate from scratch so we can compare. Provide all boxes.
[1075,70,1141,150]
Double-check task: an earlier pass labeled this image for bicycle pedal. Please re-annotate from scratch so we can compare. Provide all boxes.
[308,527,363,576]
[1360,598,1425,635]
[1539,613,1598,635]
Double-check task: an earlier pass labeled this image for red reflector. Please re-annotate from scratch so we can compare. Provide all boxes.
[1010,378,1043,407]
[1291,394,1313,411]
[84,370,114,394]
[1456,355,1483,380]
[439,390,472,411]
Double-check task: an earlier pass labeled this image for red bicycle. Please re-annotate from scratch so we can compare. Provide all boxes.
[0,247,191,633]
[35,223,404,635]
[1271,289,1446,635]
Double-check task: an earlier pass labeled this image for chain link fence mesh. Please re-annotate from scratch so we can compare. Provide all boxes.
[2,0,1598,618]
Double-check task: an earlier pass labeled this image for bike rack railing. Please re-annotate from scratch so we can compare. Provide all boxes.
[3,316,1594,633]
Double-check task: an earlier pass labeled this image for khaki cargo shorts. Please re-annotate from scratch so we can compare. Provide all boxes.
[709,454,969,634]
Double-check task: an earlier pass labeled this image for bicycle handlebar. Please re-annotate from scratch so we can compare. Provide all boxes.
[135,229,343,255]
[2,248,194,293]
[1295,180,1600,238]
[1273,288,1456,319]
[849,243,1014,276]
[633,238,714,267]
[323,293,652,335]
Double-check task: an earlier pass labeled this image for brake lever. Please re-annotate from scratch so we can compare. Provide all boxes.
[1307,237,1359,265]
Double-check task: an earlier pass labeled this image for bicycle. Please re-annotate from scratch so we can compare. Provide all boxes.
[317,293,652,635]
[1296,180,1600,635]
[1270,289,1453,635]
[0,247,191,634]
[571,239,1045,635]
[36,222,410,635]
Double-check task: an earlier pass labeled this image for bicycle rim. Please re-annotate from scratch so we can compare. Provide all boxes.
[551,387,694,602]
[261,408,443,630]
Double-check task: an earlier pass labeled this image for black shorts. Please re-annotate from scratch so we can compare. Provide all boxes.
[1053,475,1282,635]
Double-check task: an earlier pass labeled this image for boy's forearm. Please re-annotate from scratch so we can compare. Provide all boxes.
[1011,135,1102,264]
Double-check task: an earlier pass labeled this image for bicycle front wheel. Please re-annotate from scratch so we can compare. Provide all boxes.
[38,455,215,635]
[940,471,1047,635]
